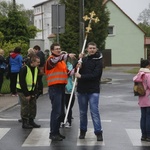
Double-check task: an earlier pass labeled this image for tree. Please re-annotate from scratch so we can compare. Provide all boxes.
[0,0,24,17]
[2,10,29,42]
[22,9,34,25]
[59,0,80,54]
[138,4,150,38]
[0,0,37,53]
[59,0,109,54]
[0,0,34,26]
[138,4,150,25]
[84,0,109,50]
[138,23,150,37]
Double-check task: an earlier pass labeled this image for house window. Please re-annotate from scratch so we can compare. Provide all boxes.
[108,25,115,36]
[37,7,41,13]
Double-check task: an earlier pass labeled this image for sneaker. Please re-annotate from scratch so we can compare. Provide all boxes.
[79,130,86,139]
[49,135,63,141]
[65,122,71,128]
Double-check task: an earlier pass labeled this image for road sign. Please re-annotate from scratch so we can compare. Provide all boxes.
[52,4,65,34]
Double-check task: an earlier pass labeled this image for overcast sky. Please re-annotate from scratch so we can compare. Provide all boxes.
[15,0,150,23]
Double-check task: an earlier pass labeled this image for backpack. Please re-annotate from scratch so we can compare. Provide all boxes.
[133,82,146,96]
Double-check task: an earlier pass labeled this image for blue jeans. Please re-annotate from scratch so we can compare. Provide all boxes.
[48,85,65,136]
[77,93,102,134]
[140,107,150,138]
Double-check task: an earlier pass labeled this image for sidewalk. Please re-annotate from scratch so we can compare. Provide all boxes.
[0,87,48,113]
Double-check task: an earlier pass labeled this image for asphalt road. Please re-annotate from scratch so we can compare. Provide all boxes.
[0,67,150,150]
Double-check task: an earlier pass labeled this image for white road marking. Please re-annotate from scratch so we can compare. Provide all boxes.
[0,118,18,121]
[77,128,105,146]
[38,119,50,121]
[0,128,10,140]
[88,119,111,123]
[126,129,150,146]
[0,118,112,123]
[22,128,51,147]
[0,127,149,147]
[38,119,112,122]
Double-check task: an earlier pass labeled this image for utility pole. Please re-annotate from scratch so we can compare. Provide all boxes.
[79,0,84,52]
[12,0,16,10]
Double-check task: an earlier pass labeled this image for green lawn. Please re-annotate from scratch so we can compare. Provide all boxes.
[124,67,139,74]
[1,77,10,94]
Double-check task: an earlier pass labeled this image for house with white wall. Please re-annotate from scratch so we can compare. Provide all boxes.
[30,0,59,51]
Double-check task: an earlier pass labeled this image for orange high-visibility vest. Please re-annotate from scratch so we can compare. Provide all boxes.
[45,55,68,86]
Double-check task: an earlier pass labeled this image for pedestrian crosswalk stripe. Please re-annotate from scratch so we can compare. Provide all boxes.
[37,119,111,122]
[0,128,10,140]
[0,118,18,121]
[88,119,111,123]
[22,128,51,147]
[0,118,112,123]
[77,128,105,146]
[1,127,150,147]
[126,129,150,146]
[38,119,49,121]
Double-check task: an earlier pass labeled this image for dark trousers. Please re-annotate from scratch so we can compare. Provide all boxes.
[48,84,65,136]
[37,75,43,95]
[18,92,37,119]
[10,72,18,94]
[140,107,150,138]
[65,93,75,124]
[0,70,4,93]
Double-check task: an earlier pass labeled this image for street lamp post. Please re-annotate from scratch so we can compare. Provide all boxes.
[79,0,84,52]
[12,0,16,10]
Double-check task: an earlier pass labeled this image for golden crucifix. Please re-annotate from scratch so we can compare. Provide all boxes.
[83,11,100,33]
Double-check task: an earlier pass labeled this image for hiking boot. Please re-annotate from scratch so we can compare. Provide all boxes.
[79,130,86,139]
[49,135,63,141]
[96,132,103,141]
[22,119,33,129]
[29,119,41,128]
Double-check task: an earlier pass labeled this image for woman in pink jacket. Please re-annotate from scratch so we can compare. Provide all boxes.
[133,59,150,142]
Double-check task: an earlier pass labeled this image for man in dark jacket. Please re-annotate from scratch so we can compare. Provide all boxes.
[33,45,45,96]
[75,42,103,141]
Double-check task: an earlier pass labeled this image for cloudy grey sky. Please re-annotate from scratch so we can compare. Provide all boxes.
[15,0,150,23]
